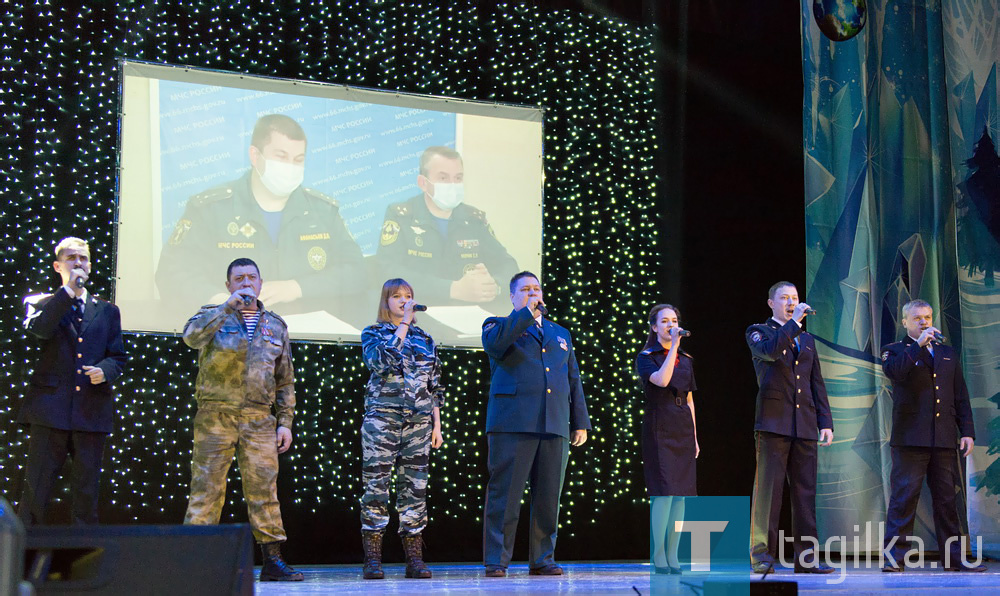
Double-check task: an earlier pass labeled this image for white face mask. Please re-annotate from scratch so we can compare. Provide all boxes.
[429,182,465,211]
[256,159,304,197]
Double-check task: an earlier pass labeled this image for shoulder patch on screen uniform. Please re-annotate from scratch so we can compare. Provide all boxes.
[168,219,193,245]
[750,331,763,343]
[303,187,339,208]
[381,220,400,246]
[191,186,233,206]
[881,350,889,362]
[483,321,497,332]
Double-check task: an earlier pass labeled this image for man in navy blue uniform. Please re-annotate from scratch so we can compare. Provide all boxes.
[880,299,984,572]
[745,281,833,573]
[17,237,128,525]
[481,271,590,577]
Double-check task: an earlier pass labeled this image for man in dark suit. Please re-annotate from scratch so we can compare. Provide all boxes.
[480,271,590,577]
[880,299,985,572]
[745,281,833,573]
[17,237,128,525]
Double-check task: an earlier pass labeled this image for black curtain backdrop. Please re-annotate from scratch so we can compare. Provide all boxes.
[0,0,804,564]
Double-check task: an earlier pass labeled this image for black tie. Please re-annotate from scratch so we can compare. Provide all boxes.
[72,298,84,333]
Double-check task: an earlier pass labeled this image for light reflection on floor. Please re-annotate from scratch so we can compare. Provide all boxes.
[254,561,1000,595]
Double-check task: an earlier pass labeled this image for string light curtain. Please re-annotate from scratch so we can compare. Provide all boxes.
[1,0,659,558]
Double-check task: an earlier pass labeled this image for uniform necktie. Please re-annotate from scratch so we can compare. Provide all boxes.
[72,298,84,333]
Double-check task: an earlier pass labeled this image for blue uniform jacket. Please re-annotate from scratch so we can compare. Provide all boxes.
[880,337,975,448]
[746,318,832,439]
[482,307,591,439]
[19,289,128,433]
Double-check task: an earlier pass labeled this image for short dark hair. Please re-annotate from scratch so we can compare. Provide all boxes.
[768,281,797,300]
[419,146,462,176]
[227,258,260,281]
[509,271,540,294]
[251,114,306,150]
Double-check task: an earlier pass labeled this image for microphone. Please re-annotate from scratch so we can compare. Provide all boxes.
[242,294,255,306]
[804,307,817,315]
[75,276,86,289]
[536,303,548,317]
[413,304,428,312]
[677,329,691,337]
[933,331,946,343]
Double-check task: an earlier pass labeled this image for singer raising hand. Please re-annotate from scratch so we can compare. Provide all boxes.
[635,304,698,574]
[359,278,444,580]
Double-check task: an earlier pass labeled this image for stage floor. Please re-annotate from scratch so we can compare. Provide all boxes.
[255,561,1000,594]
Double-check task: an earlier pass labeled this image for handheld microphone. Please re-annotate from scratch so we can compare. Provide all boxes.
[413,304,428,312]
[933,331,945,343]
[242,294,255,306]
[804,307,817,315]
[536,303,548,317]
[677,329,691,337]
[75,276,86,288]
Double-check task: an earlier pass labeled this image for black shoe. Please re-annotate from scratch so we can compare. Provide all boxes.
[752,561,775,574]
[485,565,507,578]
[795,562,835,574]
[259,542,304,582]
[882,562,903,572]
[944,563,987,572]
[529,564,563,576]
[653,564,682,575]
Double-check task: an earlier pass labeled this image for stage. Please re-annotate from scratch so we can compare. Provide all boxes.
[254,561,1000,594]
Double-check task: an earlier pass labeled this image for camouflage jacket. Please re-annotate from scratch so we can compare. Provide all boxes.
[361,322,443,414]
[183,302,295,428]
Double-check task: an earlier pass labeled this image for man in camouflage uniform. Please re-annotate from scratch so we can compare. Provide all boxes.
[156,114,366,320]
[182,257,303,582]
[375,146,519,313]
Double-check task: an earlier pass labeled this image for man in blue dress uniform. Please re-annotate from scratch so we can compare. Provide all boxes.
[480,271,590,577]
[745,281,834,573]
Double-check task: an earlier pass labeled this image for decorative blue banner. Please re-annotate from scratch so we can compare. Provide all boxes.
[801,0,1000,556]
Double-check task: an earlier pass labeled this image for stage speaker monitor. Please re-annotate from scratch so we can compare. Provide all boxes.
[25,524,253,595]
[703,579,798,596]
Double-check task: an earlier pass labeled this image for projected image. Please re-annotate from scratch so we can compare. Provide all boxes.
[117,62,543,346]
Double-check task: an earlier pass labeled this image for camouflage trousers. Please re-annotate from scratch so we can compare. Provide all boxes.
[360,409,432,535]
[184,408,286,543]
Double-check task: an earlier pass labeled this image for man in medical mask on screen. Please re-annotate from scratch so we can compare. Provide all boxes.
[376,146,519,312]
[156,114,366,320]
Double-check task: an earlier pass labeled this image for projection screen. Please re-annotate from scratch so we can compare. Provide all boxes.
[116,61,543,347]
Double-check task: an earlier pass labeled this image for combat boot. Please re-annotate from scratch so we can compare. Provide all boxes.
[362,531,385,579]
[259,541,304,581]
[402,533,432,578]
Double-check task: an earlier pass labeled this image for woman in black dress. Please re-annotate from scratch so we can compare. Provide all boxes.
[636,303,698,574]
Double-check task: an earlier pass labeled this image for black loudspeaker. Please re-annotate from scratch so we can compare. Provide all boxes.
[703,580,798,595]
[24,524,254,595]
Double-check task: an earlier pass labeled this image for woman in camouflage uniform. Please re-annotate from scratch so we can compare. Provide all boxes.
[360,278,444,579]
